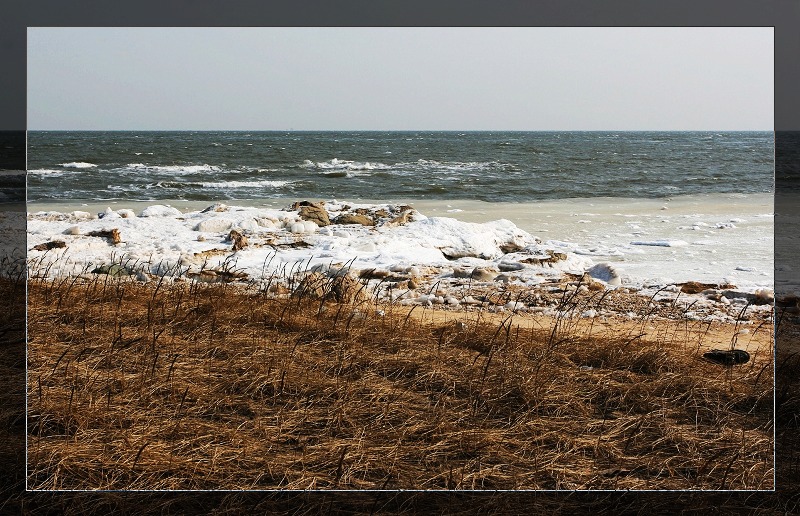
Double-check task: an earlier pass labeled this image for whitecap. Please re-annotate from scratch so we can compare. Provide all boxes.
[300,158,392,172]
[28,169,65,176]
[199,180,291,189]
[59,162,97,169]
[125,163,222,174]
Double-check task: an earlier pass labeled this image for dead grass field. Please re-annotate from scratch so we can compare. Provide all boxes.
[26,274,774,491]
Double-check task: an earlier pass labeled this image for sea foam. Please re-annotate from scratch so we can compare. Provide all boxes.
[59,162,97,169]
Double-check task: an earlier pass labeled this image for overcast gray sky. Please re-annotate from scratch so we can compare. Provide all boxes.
[27,27,773,131]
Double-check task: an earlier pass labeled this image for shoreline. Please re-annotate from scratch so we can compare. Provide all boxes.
[25,190,774,219]
[27,193,775,292]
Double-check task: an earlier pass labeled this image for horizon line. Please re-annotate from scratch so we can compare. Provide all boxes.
[25,128,775,132]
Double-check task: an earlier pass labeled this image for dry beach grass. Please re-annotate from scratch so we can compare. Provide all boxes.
[26,266,774,491]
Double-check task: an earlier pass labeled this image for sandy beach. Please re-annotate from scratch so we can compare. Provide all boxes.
[26,270,774,490]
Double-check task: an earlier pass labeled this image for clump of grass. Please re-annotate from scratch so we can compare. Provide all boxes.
[26,259,774,490]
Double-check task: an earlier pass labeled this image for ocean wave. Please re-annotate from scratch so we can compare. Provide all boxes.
[125,163,222,174]
[142,179,291,190]
[297,158,515,175]
[401,159,515,172]
[199,180,291,189]
[59,162,97,169]
[300,158,392,172]
[28,169,66,176]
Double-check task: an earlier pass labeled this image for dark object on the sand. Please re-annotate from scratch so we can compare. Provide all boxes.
[32,240,66,251]
[703,349,750,366]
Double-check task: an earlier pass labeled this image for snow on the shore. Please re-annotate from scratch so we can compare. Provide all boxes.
[24,198,778,315]
[26,201,594,287]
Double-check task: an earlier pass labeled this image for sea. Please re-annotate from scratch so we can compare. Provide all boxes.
[27,131,773,203]
[26,131,776,291]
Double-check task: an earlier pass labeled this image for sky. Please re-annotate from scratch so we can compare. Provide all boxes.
[27,27,773,131]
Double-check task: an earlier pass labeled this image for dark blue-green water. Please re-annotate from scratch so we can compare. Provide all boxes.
[26,131,774,203]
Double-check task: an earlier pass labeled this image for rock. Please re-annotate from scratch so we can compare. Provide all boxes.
[407,278,419,290]
[334,213,375,226]
[386,209,415,227]
[500,242,525,254]
[471,267,497,281]
[32,240,66,251]
[329,274,366,303]
[703,349,750,366]
[268,283,290,295]
[720,289,775,306]
[98,207,120,219]
[87,228,122,245]
[680,281,717,294]
[294,272,331,300]
[186,269,248,283]
[498,261,525,272]
[587,263,622,286]
[580,273,606,291]
[64,226,81,235]
[752,288,774,305]
[194,218,234,233]
[359,268,391,280]
[293,271,365,303]
[452,267,472,279]
[201,203,230,213]
[91,264,134,277]
[588,280,605,291]
[495,274,512,283]
[291,200,325,210]
[519,249,568,266]
[228,229,249,251]
[298,205,330,227]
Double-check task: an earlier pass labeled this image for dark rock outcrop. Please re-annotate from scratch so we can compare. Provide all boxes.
[298,205,331,227]
[334,213,375,226]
